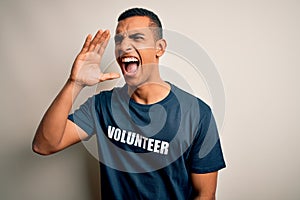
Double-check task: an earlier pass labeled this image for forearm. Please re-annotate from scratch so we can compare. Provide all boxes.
[32,79,83,154]
[33,30,118,155]
[194,194,215,200]
[191,172,218,200]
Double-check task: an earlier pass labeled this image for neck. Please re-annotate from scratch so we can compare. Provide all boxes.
[128,80,171,105]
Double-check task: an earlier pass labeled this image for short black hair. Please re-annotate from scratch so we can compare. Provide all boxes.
[118,8,163,39]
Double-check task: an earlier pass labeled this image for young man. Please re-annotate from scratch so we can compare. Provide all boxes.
[33,8,226,199]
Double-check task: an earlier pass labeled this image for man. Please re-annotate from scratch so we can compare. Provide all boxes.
[33,8,226,199]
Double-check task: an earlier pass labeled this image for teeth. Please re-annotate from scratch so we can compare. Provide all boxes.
[122,57,138,63]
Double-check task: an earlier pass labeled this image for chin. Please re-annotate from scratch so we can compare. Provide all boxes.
[124,76,146,89]
[124,79,139,88]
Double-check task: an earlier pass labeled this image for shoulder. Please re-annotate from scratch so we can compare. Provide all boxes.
[94,85,126,101]
[170,83,212,115]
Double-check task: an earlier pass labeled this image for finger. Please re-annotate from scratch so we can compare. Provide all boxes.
[99,72,120,82]
[97,30,110,55]
[80,34,92,53]
[94,30,110,53]
[88,30,103,51]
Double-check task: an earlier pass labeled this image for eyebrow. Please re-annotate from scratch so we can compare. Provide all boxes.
[114,31,145,37]
[128,32,145,38]
[114,32,145,42]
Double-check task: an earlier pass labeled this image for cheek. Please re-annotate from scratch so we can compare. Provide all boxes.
[139,49,157,64]
[114,45,120,58]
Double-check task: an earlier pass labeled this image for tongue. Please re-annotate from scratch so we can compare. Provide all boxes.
[126,63,138,73]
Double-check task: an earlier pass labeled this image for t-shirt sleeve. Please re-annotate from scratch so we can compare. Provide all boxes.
[189,107,226,174]
[68,96,96,138]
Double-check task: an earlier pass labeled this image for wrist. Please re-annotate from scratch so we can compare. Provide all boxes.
[67,77,85,91]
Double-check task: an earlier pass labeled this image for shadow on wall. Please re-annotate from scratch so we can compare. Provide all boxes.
[85,147,101,200]
[0,139,101,200]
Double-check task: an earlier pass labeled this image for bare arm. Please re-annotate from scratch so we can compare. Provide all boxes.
[191,171,218,200]
[32,30,119,155]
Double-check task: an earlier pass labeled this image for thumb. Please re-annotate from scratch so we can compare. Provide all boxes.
[99,72,120,82]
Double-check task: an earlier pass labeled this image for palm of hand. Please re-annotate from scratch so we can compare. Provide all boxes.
[73,52,102,86]
[70,30,119,87]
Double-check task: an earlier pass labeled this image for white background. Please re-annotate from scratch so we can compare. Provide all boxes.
[0,0,299,199]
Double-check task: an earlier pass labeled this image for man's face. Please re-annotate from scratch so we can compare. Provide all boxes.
[114,16,159,87]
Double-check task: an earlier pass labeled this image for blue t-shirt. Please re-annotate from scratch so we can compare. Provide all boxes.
[69,83,226,199]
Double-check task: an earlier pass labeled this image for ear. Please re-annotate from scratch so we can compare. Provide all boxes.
[155,39,167,58]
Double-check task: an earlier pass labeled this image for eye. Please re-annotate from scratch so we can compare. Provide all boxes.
[130,34,144,41]
[114,34,123,44]
[134,35,143,40]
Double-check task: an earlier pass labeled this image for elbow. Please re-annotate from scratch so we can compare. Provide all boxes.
[32,127,61,155]
[32,142,52,156]
[32,137,57,156]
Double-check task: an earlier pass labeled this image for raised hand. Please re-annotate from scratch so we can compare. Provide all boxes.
[70,30,120,87]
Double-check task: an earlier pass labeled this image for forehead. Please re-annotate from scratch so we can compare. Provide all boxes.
[115,16,152,34]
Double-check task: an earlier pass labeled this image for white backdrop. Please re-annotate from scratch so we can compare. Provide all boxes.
[0,0,299,199]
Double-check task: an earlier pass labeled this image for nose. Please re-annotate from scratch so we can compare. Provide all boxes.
[117,37,133,57]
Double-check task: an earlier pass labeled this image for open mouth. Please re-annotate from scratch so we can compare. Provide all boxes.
[121,56,140,75]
